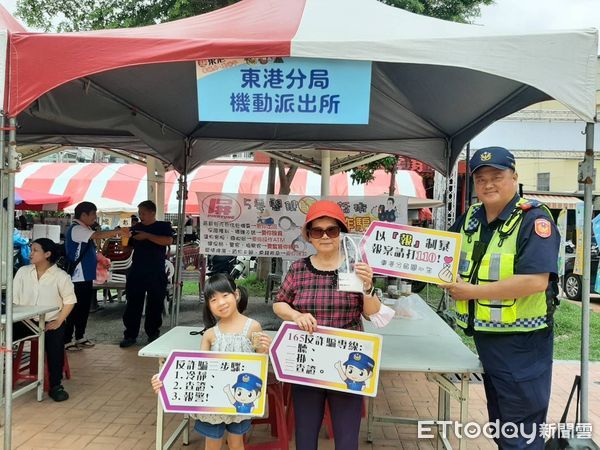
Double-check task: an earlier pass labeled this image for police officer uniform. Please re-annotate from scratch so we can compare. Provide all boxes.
[450,147,560,450]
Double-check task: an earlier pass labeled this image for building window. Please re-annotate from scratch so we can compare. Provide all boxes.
[537,173,550,191]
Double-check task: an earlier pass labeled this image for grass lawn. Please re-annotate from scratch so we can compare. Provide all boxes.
[183,279,600,361]
[421,284,600,361]
[182,280,201,296]
[182,274,266,298]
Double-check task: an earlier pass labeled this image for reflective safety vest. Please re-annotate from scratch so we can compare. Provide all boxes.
[453,198,555,333]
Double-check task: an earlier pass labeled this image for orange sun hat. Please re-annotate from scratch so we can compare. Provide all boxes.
[302,200,349,239]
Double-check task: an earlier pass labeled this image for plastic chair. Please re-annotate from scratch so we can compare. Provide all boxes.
[163,259,175,317]
[13,337,71,392]
[245,381,289,450]
[99,249,133,303]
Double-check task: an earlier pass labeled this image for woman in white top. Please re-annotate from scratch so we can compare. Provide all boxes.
[13,238,77,402]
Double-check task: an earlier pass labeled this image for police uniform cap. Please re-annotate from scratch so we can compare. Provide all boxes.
[469,147,516,174]
[343,352,375,371]
[232,373,263,391]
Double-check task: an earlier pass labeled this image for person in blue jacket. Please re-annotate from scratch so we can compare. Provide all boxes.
[335,352,375,391]
[223,373,263,414]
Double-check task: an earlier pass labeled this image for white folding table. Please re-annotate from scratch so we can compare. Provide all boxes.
[0,304,59,404]
[363,294,482,450]
[140,295,482,450]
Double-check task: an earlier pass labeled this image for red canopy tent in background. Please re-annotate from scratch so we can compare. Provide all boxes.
[14,187,70,211]
[15,162,431,219]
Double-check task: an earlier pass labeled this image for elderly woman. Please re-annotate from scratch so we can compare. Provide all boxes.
[273,200,382,450]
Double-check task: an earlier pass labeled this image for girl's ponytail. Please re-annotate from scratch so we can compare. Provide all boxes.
[236,285,248,313]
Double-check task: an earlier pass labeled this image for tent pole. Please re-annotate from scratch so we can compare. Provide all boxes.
[172,145,189,326]
[321,150,331,196]
[3,117,17,450]
[156,162,166,222]
[147,156,166,221]
[0,113,6,421]
[464,143,471,213]
[580,121,594,423]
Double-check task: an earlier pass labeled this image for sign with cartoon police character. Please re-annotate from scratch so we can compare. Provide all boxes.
[361,221,462,284]
[269,322,382,397]
[158,351,269,415]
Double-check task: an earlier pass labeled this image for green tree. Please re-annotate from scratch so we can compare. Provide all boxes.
[16,0,493,33]
[16,0,241,32]
[380,0,493,23]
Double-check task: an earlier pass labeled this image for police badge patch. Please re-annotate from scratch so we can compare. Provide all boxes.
[534,218,552,238]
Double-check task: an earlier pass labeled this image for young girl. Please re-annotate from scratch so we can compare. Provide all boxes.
[152,273,271,450]
[13,238,77,402]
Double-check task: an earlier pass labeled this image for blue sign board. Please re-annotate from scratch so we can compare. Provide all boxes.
[196,57,372,124]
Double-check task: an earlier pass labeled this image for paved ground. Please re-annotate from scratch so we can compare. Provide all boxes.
[566,293,600,313]
[3,345,600,449]
[85,294,283,345]
[2,294,600,449]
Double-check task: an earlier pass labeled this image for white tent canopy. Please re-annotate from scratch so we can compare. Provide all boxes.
[5,0,597,174]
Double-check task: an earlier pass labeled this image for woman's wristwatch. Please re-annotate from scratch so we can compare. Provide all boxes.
[363,281,375,296]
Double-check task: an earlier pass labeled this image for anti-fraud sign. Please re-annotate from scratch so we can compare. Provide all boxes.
[269,322,382,397]
[158,351,269,416]
[361,222,462,284]
[196,57,371,124]
[197,193,407,258]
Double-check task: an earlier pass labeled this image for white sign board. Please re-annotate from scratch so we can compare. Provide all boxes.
[158,351,269,416]
[197,193,408,258]
[269,322,382,397]
[361,222,462,284]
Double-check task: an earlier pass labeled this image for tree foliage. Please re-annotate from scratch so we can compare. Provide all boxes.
[350,156,398,186]
[16,0,493,33]
[380,0,493,23]
[15,0,241,32]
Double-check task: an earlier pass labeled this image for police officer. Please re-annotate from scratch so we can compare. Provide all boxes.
[444,147,559,449]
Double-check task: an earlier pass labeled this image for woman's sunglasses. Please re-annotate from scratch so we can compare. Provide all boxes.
[308,226,341,239]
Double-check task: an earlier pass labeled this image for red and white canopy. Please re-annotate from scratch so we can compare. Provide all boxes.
[4,0,596,174]
[15,187,70,211]
[16,162,427,214]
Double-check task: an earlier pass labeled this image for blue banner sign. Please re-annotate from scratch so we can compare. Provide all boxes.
[196,57,372,124]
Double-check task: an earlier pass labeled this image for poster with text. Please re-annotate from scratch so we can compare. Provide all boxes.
[361,221,462,284]
[269,322,382,397]
[197,193,407,258]
[158,351,269,416]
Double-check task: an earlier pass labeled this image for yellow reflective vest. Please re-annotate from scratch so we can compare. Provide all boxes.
[453,199,554,333]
